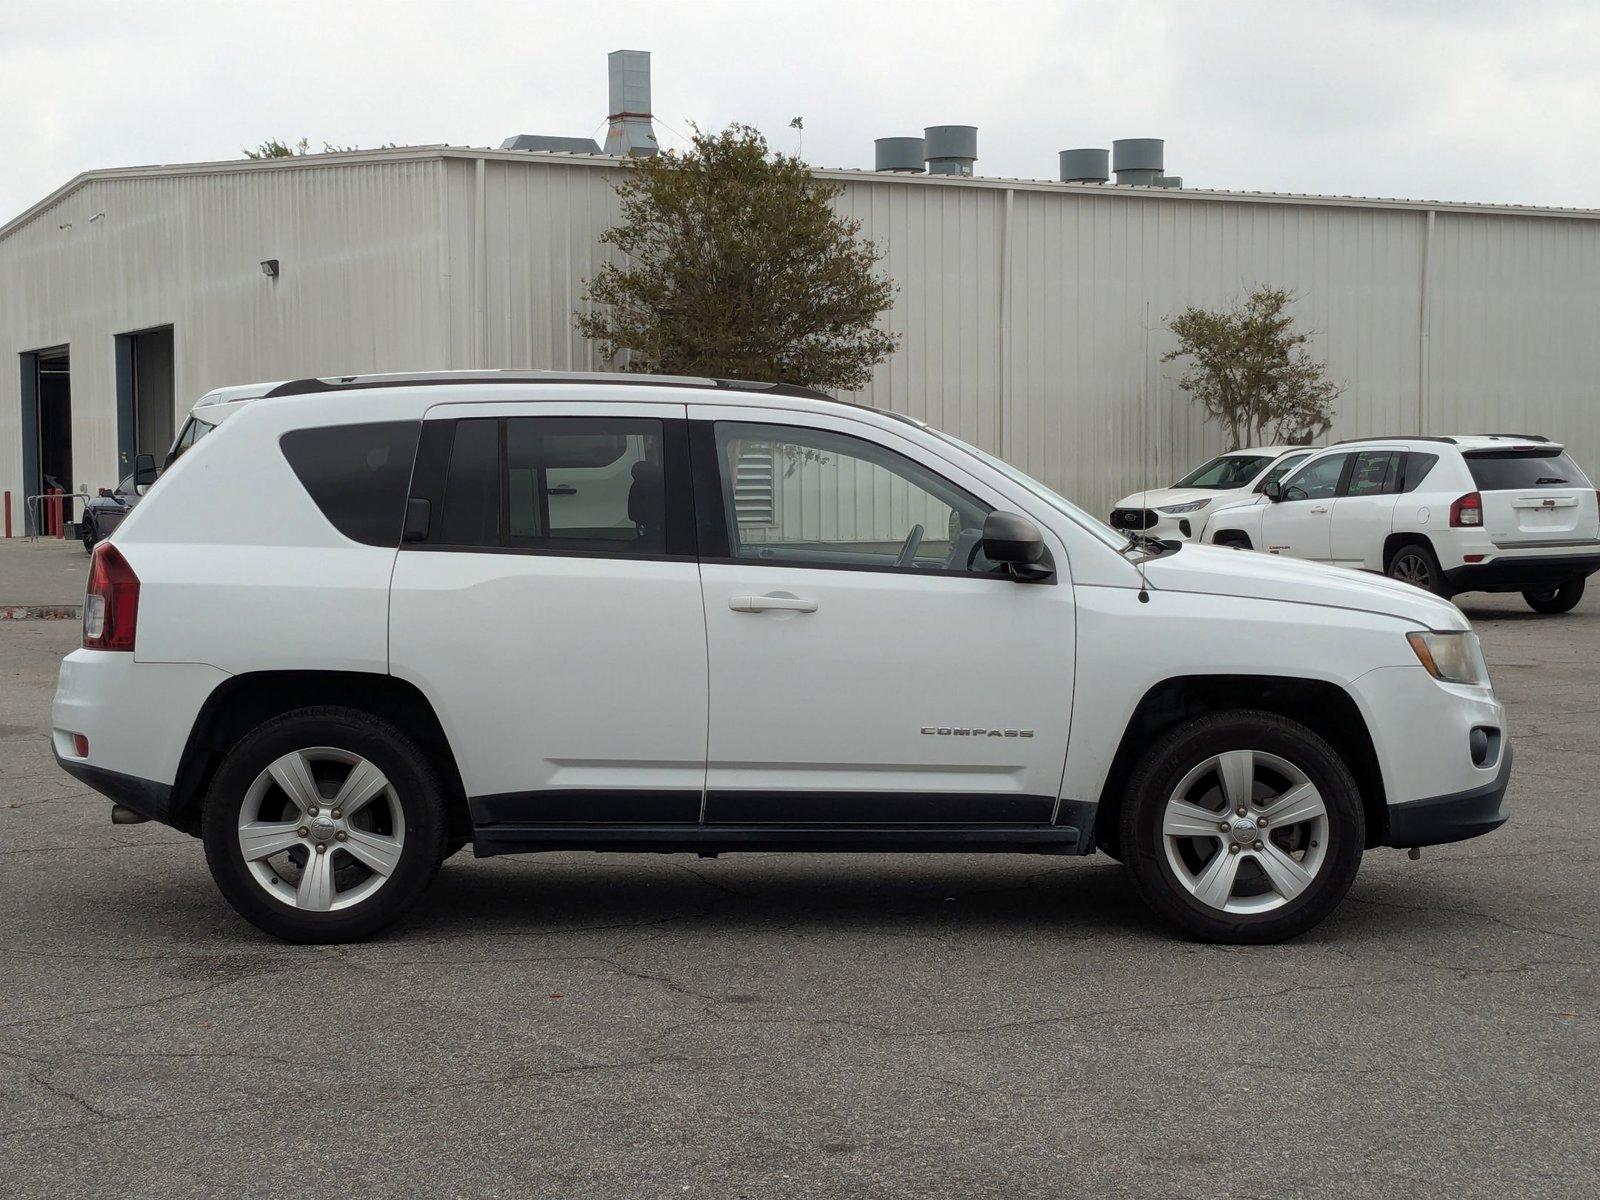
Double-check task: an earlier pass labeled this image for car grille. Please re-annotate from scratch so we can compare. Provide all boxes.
[1109,507,1158,530]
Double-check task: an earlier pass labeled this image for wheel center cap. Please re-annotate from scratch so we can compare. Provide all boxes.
[1230,818,1257,844]
[309,816,339,843]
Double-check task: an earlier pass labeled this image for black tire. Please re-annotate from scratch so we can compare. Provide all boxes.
[201,706,446,943]
[1385,539,1451,597]
[1119,710,1365,944]
[81,517,97,554]
[1522,577,1585,614]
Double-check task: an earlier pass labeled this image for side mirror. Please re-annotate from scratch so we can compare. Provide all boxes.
[982,511,1053,581]
[133,453,158,493]
[1262,480,1283,502]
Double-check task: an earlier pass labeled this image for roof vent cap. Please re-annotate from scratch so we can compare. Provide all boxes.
[875,137,927,173]
[924,125,977,176]
[1059,148,1109,183]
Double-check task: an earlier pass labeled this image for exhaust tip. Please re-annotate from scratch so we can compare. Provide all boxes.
[111,804,149,825]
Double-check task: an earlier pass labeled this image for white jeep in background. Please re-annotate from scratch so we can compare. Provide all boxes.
[53,372,1510,946]
[1203,435,1600,613]
[1110,446,1310,542]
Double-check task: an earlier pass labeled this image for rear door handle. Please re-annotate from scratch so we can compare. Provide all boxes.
[729,594,817,614]
[1310,505,1330,514]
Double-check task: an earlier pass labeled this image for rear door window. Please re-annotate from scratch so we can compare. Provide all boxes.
[279,421,421,546]
[1345,451,1400,497]
[1464,449,1592,491]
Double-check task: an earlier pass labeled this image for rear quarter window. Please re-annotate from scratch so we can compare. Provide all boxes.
[279,421,421,546]
[1464,449,1591,491]
[1399,452,1439,493]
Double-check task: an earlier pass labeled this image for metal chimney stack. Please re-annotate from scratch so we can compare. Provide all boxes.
[603,49,659,157]
[1059,148,1110,183]
[875,137,927,172]
[924,126,978,176]
[1112,138,1164,186]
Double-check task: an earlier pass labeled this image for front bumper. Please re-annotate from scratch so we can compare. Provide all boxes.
[1444,552,1600,592]
[1386,744,1512,848]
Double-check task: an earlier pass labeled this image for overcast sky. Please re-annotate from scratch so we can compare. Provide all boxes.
[4,0,1598,222]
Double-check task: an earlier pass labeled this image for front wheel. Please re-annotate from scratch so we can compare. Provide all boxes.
[201,707,446,943]
[1119,711,1365,943]
[1522,577,1584,614]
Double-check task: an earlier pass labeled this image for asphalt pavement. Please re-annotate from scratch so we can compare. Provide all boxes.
[0,591,1594,1198]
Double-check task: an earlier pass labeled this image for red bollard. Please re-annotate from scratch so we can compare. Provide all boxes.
[48,487,61,537]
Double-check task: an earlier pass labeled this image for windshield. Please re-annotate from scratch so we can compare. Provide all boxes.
[1175,454,1274,489]
[930,431,1129,550]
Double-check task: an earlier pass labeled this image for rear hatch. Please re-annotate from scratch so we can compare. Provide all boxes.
[1463,444,1600,547]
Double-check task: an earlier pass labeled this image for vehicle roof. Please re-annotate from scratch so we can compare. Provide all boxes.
[1225,445,1309,455]
[1327,433,1562,452]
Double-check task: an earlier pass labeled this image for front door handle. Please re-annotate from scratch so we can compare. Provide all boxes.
[729,594,818,614]
[1310,505,1330,514]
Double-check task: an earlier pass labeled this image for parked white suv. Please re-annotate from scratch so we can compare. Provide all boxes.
[53,373,1511,945]
[1110,446,1310,541]
[1204,436,1600,613]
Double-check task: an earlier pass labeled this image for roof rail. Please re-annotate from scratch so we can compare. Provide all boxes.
[1333,435,1457,445]
[261,370,833,402]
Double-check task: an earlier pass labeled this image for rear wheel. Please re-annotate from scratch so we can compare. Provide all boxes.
[1120,711,1364,943]
[201,707,446,943]
[1386,540,1450,597]
[1522,577,1584,614]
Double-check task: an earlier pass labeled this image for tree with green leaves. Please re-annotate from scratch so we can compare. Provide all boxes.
[243,138,397,159]
[1163,287,1341,448]
[575,124,899,393]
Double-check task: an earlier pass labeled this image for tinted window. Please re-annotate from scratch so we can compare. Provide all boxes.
[437,418,499,547]
[1464,449,1592,490]
[280,421,420,546]
[1256,453,1309,491]
[1398,452,1438,494]
[713,422,994,573]
[1176,454,1273,489]
[1346,451,1400,497]
[506,417,664,553]
[1280,454,1347,502]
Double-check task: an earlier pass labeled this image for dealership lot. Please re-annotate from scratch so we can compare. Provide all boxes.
[0,591,1595,1197]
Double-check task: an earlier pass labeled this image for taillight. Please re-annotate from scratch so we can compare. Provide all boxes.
[1450,492,1482,528]
[83,543,140,651]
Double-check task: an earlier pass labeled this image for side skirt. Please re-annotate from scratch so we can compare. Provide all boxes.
[472,822,1088,858]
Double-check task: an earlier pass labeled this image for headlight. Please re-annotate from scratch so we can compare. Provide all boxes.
[1158,499,1209,514]
[1407,630,1489,686]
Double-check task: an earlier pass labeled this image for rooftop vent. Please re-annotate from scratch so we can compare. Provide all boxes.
[499,134,603,154]
[1112,138,1164,186]
[603,49,658,157]
[1153,175,1183,189]
[924,125,977,176]
[875,137,927,173]
[1059,148,1110,184]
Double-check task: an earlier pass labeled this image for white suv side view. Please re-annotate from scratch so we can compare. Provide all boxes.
[53,372,1511,945]
[1203,435,1600,613]
[1110,447,1310,542]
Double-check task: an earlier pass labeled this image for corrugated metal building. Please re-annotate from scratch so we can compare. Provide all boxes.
[3,144,1598,529]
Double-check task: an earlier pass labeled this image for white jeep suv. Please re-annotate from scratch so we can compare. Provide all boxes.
[1204,435,1600,613]
[52,372,1511,944]
[1110,447,1310,542]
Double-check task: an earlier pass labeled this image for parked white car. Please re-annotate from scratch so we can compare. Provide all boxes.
[53,372,1510,945]
[1110,446,1310,541]
[1203,435,1600,613]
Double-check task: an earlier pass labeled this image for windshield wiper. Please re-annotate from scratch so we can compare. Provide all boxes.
[1534,477,1568,486]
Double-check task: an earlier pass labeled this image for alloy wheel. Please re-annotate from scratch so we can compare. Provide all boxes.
[1391,552,1432,588]
[236,747,405,912]
[1161,749,1329,914]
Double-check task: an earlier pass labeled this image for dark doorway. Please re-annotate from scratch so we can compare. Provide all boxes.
[19,347,71,533]
[115,326,175,471]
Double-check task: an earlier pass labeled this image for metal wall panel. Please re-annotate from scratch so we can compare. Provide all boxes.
[5,151,1598,524]
[0,157,450,495]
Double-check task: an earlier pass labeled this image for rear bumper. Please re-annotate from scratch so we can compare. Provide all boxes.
[1444,553,1600,592]
[52,747,186,828]
[1386,744,1512,848]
